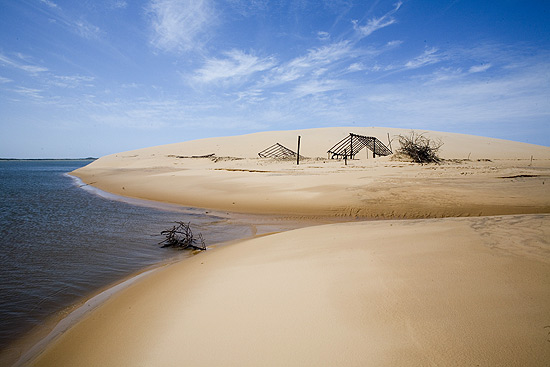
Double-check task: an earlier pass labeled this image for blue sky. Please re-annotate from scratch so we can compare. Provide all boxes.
[0,0,549,158]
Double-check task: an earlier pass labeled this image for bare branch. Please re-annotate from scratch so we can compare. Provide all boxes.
[158,221,206,251]
[396,131,443,164]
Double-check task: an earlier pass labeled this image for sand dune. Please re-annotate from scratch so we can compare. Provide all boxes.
[72,127,550,218]
[21,127,550,366]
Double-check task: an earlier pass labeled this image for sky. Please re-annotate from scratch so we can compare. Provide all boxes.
[0,0,549,158]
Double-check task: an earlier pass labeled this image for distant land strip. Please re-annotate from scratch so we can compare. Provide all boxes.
[0,158,97,161]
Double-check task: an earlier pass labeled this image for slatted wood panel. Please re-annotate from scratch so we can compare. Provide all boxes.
[258,143,297,158]
[327,133,392,159]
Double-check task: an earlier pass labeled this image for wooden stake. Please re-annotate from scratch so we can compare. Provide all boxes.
[344,149,347,165]
[297,135,301,165]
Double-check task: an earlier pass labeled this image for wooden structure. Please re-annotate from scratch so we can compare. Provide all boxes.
[327,133,392,159]
[258,143,298,159]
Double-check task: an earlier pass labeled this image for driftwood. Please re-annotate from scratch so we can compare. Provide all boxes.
[159,221,206,250]
[173,154,215,159]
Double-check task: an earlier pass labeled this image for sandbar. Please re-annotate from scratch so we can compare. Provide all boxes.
[22,127,550,365]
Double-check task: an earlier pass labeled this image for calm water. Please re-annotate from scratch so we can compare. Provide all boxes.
[0,160,256,351]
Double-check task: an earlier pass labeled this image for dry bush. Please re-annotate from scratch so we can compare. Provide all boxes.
[159,221,206,250]
[396,131,443,164]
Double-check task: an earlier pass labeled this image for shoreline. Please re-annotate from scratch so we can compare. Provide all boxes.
[2,178,339,367]
[11,128,550,365]
[12,266,162,366]
[27,214,550,366]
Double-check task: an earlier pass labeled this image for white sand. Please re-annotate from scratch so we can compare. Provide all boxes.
[20,127,550,366]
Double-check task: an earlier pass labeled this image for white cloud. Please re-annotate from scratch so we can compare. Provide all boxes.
[255,41,354,90]
[148,0,215,53]
[74,20,101,39]
[468,63,492,73]
[236,89,265,103]
[353,1,402,38]
[193,50,276,83]
[292,79,345,98]
[0,76,12,83]
[49,75,95,88]
[39,0,59,9]
[386,40,403,47]
[317,31,330,41]
[288,41,353,69]
[405,47,442,69]
[110,0,128,9]
[347,62,365,72]
[0,53,48,74]
[13,87,44,99]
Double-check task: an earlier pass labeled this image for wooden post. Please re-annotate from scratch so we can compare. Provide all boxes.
[387,133,392,152]
[373,140,376,158]
[344,149,347,165]
[350,134,353,159]
[297,136,301,165]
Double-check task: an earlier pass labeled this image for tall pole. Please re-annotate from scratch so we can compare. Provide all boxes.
[296,135,301,165]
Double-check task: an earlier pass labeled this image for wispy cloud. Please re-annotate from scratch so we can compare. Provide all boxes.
[263,40,354,86]
[287,41,354,69]
[404,47,442,69]
[0,53,48,74]
[347,62,365,72]
[109,0,128,9]
[353,1,403,39]
[148,0,215,53]
[317,31,330,41]
[469,63,492,73]
[73,20,101,39]
[48,75,95,88]
[39,0,59,9]
[193,50,276,84]
[12,87,44,99]
[292,79,345,98]
[36,0,102,40]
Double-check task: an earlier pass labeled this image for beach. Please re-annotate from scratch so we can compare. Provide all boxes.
[25,127,550,365]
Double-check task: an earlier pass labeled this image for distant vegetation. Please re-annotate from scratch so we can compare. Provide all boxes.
[396,132,443,164]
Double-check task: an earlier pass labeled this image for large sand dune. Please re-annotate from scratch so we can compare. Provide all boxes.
[72,127,550,218]
[19,127,550,366]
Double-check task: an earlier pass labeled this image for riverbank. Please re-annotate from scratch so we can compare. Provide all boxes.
[22,127,550,365]
[29,214,550,366]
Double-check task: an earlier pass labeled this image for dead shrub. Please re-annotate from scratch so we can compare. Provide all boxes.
[396,131,443,164]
